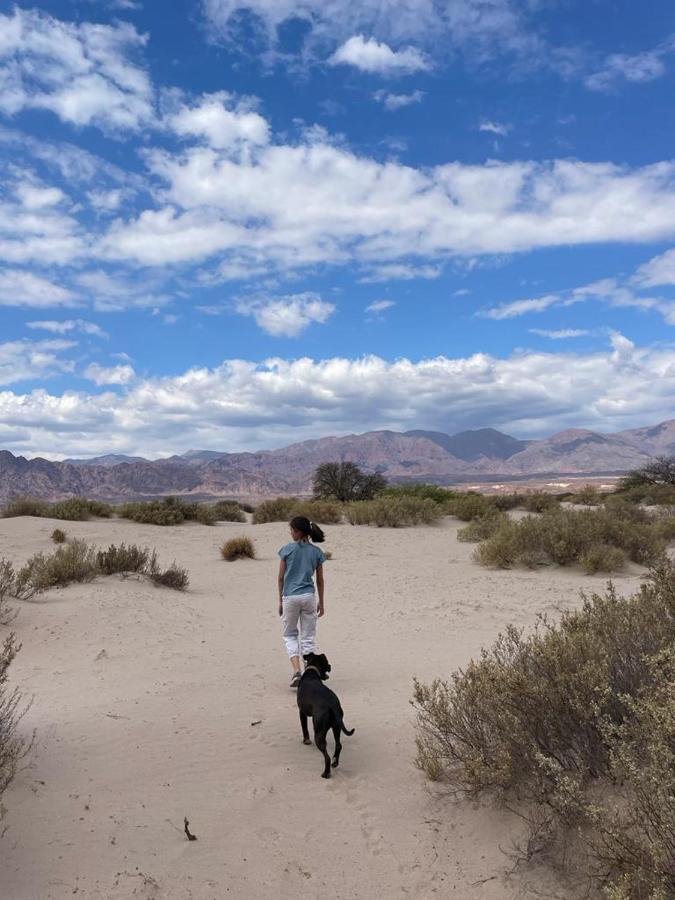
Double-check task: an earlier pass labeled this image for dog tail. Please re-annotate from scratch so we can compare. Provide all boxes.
[341,721,355,736]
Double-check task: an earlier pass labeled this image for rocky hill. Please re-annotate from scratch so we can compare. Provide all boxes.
[1,419,673,502]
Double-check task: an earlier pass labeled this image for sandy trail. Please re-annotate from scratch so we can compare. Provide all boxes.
[0,516,643,899]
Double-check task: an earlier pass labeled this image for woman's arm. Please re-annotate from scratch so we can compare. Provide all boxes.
[278,559,286,616]
[316,564,324,617]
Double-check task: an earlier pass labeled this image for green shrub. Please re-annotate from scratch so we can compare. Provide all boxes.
[148,553,189,590]
[345,496,441,527]
[14,540,98,599]
[0,631,30,821]
[571,484,602,506]
[0,562,16,627]
[48,498,92,521]
[117,499,185,526]
[457,512,508,543]
[211,501,246,522]
[579,543,626,574]
[381,484,458,505]
[252,497,298,524]
[489,492,525,511]
[50,528,67,544]
[522,491,559,513]
[95,543,150,576]
[220,536,256,561]
[2,497,50,518]
[445,491,494,521]
[413,562,675,895]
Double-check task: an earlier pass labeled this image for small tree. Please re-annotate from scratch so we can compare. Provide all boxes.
[621,456,675,488]
[313,462,386,502]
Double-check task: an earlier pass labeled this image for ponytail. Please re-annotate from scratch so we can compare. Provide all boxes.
[290,515,325,543]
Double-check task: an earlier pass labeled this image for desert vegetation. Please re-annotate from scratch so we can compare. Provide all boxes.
[50,528,67,544]
[471,504,672,572]
[413,561,675,898]
[2,497,113,520]
[313,461,386,502]
[220,536,256,561]
[251,497,342,524]
[345,496,441,527]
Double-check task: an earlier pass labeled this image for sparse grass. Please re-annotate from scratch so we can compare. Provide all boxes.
[473,505,667,572]
[413,561,675,897]
[50,528,67,544]
[220,536,256,561]
[345,496,441,527]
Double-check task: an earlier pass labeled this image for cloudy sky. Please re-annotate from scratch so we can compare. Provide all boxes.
[1,0,675,458]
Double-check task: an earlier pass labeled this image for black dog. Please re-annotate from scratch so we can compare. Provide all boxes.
[297,652,355,778]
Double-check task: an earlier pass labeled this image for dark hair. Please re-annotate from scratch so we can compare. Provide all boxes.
[290,515,325,543]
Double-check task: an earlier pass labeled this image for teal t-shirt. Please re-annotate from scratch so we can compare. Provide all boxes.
[279,541,326,597]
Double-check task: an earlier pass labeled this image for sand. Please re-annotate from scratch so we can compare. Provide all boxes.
[0,515,644,900]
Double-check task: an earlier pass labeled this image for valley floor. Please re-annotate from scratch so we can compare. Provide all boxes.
[0,516,644,899]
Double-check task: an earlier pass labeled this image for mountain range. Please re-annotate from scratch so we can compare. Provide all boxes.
[1,419,675,503]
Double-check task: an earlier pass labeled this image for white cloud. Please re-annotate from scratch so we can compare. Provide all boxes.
[481,293,560,319]
[3,339,675,456]
[633,248,675,287]
[586,46,671,92]
[479,120,512,136]
[168,91,269,149]
[373,89,424,110]
[27,319,108,338]
[0,269,76,308]
[529,328,589,339]
[83,362,136,385]
[365,299,395,313]
[0,8,153,132]
[0,338,76,386]
[330,35,429,74]
[74,269,170,312]
[360,263,441,282]
[236,293,335,336]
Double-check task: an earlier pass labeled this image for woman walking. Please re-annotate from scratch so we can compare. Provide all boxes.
[278,516,326,688]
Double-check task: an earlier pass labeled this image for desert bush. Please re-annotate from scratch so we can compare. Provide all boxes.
[147,552,189,590]
[0,562,17,626]
[252,497,298,524]
[50,528,67,544]
[457,512,508,543]
[95,543,150,576]
[522,491,559,513]
[13,540,99,599]
[620,456,675,489]
[571,484,602,506]
[345,496,441,527]
[490,492,525,511]
[313,461,386,501]
[2,497,50,518]
[445,492,495,521]
[473,506,667,571]
[117,499,185,526]
[413,562,675,895]
[0,632,30,820]
[220,536,256,561]
[381,484,458,505]
[48,498,92,521]
[615,482,675,506]
[579,543,626,575]
[211,500,246,522]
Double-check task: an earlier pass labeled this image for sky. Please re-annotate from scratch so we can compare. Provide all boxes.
[1,0,675,458]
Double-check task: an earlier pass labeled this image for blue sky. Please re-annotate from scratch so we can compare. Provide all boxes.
[1,0,675,458]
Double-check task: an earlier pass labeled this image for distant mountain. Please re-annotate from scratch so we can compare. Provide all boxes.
[1,419,672,503]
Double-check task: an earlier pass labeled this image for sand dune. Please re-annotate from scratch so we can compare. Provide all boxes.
[0,516,644,899]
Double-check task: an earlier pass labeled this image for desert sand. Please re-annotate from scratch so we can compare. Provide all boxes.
[0,515,644,900]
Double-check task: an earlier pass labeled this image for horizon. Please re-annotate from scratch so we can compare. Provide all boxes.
[1,2,675,457]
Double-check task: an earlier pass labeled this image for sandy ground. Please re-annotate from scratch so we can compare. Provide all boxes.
[0,515,645,900]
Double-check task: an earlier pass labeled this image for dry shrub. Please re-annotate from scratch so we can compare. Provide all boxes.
[457,511,508,543]
[0,632,31,821]
[117,498,186,526]
[616,482,675,506]
[571,484,602,506]
[148,564,189,590]
[14,540,99,598]
[95,543,149,575]
[2,497,50,518]
[345,496,441,527]
[445,491,495,521]
[522,491,559,513]
[220,536,256,561]
[323,550,333,560]
[490,492,525,511]
[252,497,341,524]
[413,561,675,898]
[0,562,17,626]
[50,528,67,544]
[211,501,246,522]
[381,484,458,505]
[579,544,626,575]
[473,506,667,571]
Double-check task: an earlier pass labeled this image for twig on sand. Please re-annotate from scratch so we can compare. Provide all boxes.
[184,817,197,841]
[471,874,498,886]
[250,720,262,726]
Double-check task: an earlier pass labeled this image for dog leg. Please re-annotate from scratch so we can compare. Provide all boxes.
[300,712,311,745]
[315,729,332,778]
[331,724,342,768]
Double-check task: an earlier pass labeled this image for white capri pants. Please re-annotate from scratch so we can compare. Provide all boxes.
[282,592,317,658]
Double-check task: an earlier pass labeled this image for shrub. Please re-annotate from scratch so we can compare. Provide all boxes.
[571,484,602,506]
[148,552,189,590]
[13,540,99,598]
[0,562,16,626]
[445,492,495,521]
[117,499,185,526]
[95,543,150,576]
[457,512,508,543]
[522,491,559,513]
[490,492,525,511]
[252,497,298,524]
[2,497,50,518]
[0,632,30,821]
[51,528,67,544]
[615,482,675,506]
[313,461,386,501]
[579,543,626,575]
[473,506,668,571]
[345,496,441,527]
[412,562,675,895]
[211,501,246,522]
[381,484,458,505]
[220,536,256,561]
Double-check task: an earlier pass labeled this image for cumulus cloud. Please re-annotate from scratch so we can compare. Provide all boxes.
[479,120,512,136]
[83,362,136,385]
[27,319,108,338]
[586,45,672,92]
[373,89,424,110]
[3,340,675,456]
[235,293,336,336]
[168,91,269,149]
[0,338,76,386]
[330,35,429,74]
[0,7,153,131]
[0,270,76,308]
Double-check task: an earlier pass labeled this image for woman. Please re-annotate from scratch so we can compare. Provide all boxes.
[277,516,326,688]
